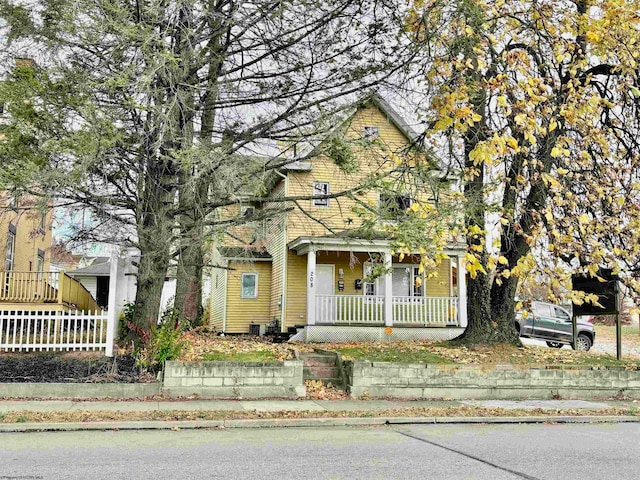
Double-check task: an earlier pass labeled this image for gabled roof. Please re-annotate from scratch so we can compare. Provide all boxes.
[66,261,111,276]
[284,93,422,165]
[219,246,272,260]
[368,94,421,143]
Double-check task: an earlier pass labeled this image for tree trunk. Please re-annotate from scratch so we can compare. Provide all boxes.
[173,180,207,325]
[174,7,226,326]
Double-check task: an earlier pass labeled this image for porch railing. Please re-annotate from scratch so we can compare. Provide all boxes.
[315,294,459,326]
[392,296,459,326]
[316,294,385,325]
[0,271,100,311]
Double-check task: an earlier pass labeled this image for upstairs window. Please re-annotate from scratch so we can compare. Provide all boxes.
[5,224,16,271]
[363,126,379,140]
[8,193,18,212]
[379,193,412,218]
[39,211,47,233]
[313,182,330,207]
[36,249,45,280]
[241,273,258,299]
[241,205,255,217]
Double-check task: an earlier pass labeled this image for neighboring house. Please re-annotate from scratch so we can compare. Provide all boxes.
[66,251,179,317]
[0,192,99,311]
[66,257,112,309]
[209,96,468,341]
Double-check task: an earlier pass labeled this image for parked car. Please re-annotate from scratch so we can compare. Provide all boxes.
[515,301,595,351]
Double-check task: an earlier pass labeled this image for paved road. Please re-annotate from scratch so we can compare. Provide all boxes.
[1,423,638,479]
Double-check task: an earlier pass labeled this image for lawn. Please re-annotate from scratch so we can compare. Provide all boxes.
[324,340,640,369]
[177,329,640,368]
[178,329,314,362]
[201,350,277,362]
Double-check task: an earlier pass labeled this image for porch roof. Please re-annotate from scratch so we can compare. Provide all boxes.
[288,236,466,256]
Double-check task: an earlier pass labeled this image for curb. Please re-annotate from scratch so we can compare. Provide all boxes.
[1,415,638,432]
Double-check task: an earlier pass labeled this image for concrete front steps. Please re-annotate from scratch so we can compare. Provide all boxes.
[299,352,345,389]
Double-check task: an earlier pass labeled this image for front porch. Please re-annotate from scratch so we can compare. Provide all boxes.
[315,295,460,326]
[287,236,468,333]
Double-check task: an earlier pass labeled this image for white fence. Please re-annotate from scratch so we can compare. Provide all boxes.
[0,309,112,354]
[315,295,459,326]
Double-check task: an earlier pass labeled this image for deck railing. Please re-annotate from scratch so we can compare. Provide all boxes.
[315,295,459,326]
[0,271,100,311]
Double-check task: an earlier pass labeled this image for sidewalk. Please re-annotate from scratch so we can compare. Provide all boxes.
[0,398,638,432]
[0,398,636,413]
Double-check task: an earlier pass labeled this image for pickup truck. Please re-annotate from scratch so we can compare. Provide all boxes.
[515,301,595,351]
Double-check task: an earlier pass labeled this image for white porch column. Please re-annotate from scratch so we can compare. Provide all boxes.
[384,253,393,327]
[457,255,468,328]
[306,249,316,326]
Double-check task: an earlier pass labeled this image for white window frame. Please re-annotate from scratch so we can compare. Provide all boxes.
[240,272,258,299]
[5,225,16,271]
[364,263,426,298]
[363,125,379,140]
[241,205,255,217]
[379,191,412,216]
[313,181,330,207]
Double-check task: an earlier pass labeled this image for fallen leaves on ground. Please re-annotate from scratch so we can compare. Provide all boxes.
[178,330,315,362]
[325,340,640,368]
[304,380,348,400]
[0,405,637,424]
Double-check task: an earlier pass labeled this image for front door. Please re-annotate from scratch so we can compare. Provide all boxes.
[316,265,335,322]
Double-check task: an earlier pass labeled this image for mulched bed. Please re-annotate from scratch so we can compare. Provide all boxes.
[0,353,154,383]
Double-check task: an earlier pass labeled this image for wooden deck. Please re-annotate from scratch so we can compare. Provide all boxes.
[0,271,100,312]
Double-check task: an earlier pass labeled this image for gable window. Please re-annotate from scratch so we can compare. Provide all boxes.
[8,194,18,213]
[313,181,330,207]
[363,126,379,140]
[36,249,45,280]
[379,192,412,217]
[5,224,16,271]
[241,273,258,298]
[241,205,255,217]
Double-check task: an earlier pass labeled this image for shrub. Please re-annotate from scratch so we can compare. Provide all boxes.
[138,308,186,371]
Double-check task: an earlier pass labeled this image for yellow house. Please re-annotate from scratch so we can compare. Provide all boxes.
[0,192,99,312]
[209,96,467,341]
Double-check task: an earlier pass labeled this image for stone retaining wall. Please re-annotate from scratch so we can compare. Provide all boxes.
[163,360,306,398]
[0,382,160,399]
[346,361,640,399]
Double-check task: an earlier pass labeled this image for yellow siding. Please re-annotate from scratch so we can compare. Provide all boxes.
[284,250,306,328]
[208,248,227,331]
[284,251,452,327]
[265,180,287,324]
[1,193,52,274]
[225,261,272,334]
[285,105,411,242]
[425,259,452,297]
[220,204,261,246]
[317,251,371,296]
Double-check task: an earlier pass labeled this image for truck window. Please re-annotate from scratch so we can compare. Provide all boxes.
[554,307,570,321]
[534,304,552,317]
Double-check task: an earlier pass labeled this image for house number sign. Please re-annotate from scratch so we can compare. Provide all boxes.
[309,271,314,288]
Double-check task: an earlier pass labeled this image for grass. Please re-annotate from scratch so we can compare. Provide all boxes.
[335,346,453,364]
[322,341,640,369]
[201,350,277,362]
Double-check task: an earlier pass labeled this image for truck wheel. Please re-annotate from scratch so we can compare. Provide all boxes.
[572,334,592,352]
[546,342,563,349]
